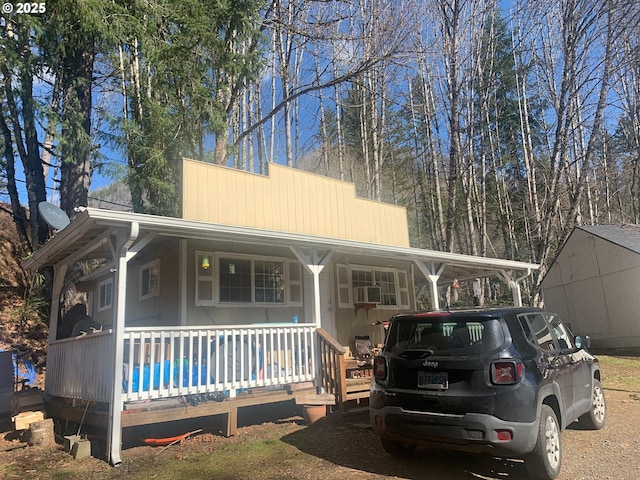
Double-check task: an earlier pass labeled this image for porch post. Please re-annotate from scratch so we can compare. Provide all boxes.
[290,247,333,395]
[497,269,531,307]
[289,247,333,326]
[106,222,139,466]
[414,261,445,310]
[310,267,323,327]
[47,263,68,343]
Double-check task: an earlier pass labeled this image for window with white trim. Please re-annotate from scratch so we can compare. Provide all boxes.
[196,251,215,306]
[139,259,160,300]
[337,264,351,307]
[98,278,113,311]
[337,264,410,309]
[214,253,302,306]
[396,270,410,308]
[288,262,303,304]
[375,270,397,305]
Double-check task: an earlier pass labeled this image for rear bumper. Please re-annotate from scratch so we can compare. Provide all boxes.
[370,405,539,456]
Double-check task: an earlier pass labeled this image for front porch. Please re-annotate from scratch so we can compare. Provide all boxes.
[24,207,539,465]
[44,322,368,447]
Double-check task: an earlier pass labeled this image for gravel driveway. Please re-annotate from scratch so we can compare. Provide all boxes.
[307,387,640,480]
[1,363,639,479]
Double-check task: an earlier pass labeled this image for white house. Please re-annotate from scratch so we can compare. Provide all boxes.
[24,159,539,465]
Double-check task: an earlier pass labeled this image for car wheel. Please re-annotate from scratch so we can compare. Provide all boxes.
[579,378,606,429]
[526,405,562,480]
[381,438,416,457]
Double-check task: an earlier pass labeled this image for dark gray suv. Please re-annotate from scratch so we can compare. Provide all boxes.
[370,307,605,480]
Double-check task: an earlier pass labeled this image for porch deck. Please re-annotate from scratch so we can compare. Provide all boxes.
[46,383,313,438]
[44,324,368,441]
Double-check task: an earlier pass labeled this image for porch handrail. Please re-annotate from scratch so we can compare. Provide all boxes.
[121,323,316,402]
[45,324,317,404]
[316,328,347,406]
[46,330,114,402]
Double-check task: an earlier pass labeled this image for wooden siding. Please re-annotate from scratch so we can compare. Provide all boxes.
[542,228,640,349]
[182,159,410,247]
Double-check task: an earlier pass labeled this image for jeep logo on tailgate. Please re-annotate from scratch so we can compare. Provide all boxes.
[422,360,439,368]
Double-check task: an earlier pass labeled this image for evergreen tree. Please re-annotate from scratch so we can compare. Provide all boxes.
[114,0,265,215]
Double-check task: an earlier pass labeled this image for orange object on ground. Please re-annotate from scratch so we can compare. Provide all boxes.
[140,432,190,446]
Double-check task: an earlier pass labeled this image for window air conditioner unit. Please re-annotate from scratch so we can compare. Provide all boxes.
[353,286,381,304]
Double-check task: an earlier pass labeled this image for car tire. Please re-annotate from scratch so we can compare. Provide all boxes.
[526,405,562,480]
[579,379,606,430]
[381,438,417,457]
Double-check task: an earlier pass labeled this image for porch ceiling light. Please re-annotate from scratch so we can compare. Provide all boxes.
[201,255,210,270]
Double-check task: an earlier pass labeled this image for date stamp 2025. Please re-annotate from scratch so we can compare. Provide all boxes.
[2,2,46,15]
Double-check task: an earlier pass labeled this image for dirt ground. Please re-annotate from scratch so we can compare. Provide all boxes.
[2,360,640,480]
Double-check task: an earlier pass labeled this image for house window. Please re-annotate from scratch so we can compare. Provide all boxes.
[375,270,397,306]
[338,264,410,309]
[98,278,113,311]
[288,262,302,304]
[215,253,302,306]
[254,260,286,303]
[219,257,252,302]
[196,251,215,306]
[139,259,160,300]
[337,264,351,307]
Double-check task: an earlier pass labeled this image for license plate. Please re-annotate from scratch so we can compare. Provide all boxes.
[417,371,448,390]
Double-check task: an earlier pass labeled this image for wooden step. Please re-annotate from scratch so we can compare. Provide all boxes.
[293,391,336,406]
[345,390,370,401]
[345,377,371,401]
[345,377,371,392]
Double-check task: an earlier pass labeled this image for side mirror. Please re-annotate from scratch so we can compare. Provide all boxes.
[575,335,591,349]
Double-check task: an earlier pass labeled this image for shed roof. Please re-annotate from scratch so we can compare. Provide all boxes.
[578,224,640,255]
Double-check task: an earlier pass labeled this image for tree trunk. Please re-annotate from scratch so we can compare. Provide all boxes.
[59,32,94,217]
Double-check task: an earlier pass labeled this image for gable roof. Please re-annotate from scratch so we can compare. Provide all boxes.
[578,224,640,255]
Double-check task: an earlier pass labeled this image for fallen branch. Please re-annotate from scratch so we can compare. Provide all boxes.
[1,443,28,452]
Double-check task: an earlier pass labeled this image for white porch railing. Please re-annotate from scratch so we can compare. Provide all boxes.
[46,324,317,404]
[46,330,115,402]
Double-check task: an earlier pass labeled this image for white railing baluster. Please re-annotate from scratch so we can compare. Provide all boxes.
[44,324,318,404]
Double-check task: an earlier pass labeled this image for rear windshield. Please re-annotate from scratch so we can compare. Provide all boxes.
[385,316,505,356]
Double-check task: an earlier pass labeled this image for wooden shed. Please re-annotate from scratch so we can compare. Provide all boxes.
[541,224,640,353]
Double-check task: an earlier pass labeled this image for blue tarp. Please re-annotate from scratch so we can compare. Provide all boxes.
[0,348,37,388]
[123,360,209,392]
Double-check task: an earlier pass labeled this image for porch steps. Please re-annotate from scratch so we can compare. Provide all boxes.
[292,391,336,406]
[344,377,371,401]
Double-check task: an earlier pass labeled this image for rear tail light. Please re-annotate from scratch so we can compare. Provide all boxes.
[374,356,387,381]
[496,429,513,441]
[491,360,523,385]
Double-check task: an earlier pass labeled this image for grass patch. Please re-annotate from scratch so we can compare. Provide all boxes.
[116,437,305,480]
[598,355,640,392]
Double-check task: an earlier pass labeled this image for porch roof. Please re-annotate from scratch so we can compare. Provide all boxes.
[23,207,538,283]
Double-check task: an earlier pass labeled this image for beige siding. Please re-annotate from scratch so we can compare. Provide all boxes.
[593,236,640,275]
[555,230,601,285]
[182,158,410,246]
[542,261,563,289]
[542,228,640,349]
[563,277,610,335]
[599,267,640,341]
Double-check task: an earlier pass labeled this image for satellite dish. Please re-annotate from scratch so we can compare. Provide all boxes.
[38,202,71,231]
